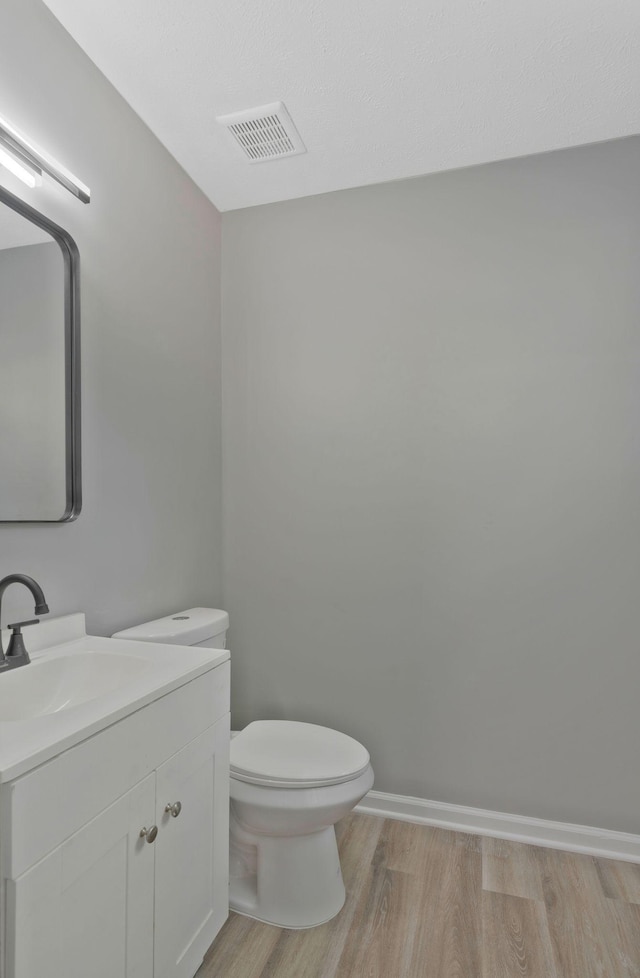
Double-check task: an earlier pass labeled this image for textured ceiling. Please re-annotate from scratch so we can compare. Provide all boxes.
[43,0,640,211]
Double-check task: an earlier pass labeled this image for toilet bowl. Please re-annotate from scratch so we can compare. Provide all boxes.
[229,720,374,929]
[112,610,374,930]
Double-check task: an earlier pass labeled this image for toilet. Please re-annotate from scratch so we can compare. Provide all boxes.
[112,608,374,929]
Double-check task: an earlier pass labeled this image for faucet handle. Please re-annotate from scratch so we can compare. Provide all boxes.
[4,620,39,664]
[7,619,40,632]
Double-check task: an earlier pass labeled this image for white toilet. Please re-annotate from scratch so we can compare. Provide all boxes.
[112,608,374,929]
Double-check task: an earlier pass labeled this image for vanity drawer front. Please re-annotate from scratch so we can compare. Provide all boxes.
[3,662,230,878]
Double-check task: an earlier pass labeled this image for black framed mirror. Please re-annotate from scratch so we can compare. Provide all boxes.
[0,186,81,522]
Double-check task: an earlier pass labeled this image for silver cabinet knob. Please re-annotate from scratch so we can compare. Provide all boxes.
[164,801,182,818]
[139,825,158,843]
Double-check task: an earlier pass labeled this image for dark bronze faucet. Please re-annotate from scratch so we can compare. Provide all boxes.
[0,574,49,671]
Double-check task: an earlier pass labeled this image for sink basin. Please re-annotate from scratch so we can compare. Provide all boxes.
[0,651,151,722]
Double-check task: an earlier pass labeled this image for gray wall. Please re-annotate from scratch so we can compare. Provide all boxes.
[0,0,222,632]
[222,136,640,834]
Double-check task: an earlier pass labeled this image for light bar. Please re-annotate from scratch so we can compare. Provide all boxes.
[0,144,42,189]
[0,113,90,203]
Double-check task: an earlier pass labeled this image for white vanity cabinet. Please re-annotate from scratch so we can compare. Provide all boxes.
[0,660,230,978]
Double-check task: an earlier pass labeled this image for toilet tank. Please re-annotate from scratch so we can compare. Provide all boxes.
[112,607,229,649]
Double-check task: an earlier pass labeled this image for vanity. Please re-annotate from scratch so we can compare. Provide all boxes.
[0,614,230,978]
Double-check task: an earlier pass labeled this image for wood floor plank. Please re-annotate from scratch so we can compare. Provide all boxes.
[596,857,640,905]
[334,867,424,978]
[482,891,558,978]
[408,828,483,977]
[336,813,384,890]
[540,847,622,978]
[457,830,483,853]
[331,830,389,977]
[606,901,640,978]
[382,817,441,876]
[482,837,545,902]
[198,911,282,978]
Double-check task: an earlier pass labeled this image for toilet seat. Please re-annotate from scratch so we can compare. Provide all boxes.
[231,720,370,788]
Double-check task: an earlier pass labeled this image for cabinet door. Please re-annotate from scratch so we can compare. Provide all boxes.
[5,775,156,978]
[154,715,230,978]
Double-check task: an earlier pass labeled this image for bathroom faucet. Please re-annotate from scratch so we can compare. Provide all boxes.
[0,574,49,671]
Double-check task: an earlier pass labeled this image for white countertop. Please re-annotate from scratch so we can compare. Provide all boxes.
[0,614,229,782]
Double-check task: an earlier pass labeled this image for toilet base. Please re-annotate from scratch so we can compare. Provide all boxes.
[230,825,346,929]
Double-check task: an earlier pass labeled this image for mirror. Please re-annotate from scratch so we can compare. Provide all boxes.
[0,187,80,522]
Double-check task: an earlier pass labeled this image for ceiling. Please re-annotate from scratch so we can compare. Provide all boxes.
[43,0,640,212]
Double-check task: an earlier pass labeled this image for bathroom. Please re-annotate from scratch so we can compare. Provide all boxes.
[0,0,639,974]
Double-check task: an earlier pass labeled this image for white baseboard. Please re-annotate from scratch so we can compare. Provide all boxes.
[356,790,640,864]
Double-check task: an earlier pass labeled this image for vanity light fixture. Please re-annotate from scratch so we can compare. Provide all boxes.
[0,143,42,189]
[0,113,90,203]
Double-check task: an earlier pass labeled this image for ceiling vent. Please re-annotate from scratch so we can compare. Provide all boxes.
[216,102,306,164]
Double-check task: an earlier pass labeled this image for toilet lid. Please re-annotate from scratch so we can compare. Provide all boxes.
[230,720,371,788]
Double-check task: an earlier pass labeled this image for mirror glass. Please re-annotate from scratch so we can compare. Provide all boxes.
[0,189,80,521]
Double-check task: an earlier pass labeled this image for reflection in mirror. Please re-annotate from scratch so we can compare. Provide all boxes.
[0,188,80,521]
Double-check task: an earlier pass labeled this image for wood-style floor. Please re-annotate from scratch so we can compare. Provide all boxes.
[198,813,640,978]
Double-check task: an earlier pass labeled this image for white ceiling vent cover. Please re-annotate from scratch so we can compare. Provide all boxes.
[216,102,306,164]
